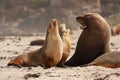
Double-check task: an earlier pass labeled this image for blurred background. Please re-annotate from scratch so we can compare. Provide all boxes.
[0,0,120,36]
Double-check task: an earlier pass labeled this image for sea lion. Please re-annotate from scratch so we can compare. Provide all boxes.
[8,19,63,68]
[29,23,71,67]
[65,13,111,66]
[111,23,120,36]
[89,51,120,68]
[57,24,71,67]
[30,39,44,46]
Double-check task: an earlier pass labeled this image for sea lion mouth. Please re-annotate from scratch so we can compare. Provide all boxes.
[76,17,87,29]
[79,25,87,30]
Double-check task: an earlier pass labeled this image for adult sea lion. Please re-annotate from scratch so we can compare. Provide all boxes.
[8,19,63,68]
[65,13,111,66]
[89,51,120,68]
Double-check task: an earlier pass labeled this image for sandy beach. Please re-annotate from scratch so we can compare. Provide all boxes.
[0,30,120,80]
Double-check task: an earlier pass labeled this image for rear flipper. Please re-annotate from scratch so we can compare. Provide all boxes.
[7,59,23,68]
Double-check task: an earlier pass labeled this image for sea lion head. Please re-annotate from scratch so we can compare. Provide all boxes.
[63,29,70,36]
[59,23,67,37]
[59,23,66,32]
[48,19,59,33]
[76,13,108,30]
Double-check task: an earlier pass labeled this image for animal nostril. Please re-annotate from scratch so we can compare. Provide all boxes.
[53,22,56,26]
[49,24,51,28]
[76,17,79,21]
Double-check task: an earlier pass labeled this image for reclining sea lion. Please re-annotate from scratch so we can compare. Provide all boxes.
[89,51,120,68]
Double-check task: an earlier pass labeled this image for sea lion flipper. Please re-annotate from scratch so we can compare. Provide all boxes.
[7,59,23,68]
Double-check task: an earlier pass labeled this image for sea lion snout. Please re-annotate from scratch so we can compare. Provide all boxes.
[76,16,83,22]
[52,18,57,22]
[51,19,58,28]
[76,16,87,29]
[48,19,58,32]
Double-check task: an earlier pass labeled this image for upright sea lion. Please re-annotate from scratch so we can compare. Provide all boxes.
[57,24,71,67]
[89,51,120,68]
[8,19,63,68]
[65,13,111,66]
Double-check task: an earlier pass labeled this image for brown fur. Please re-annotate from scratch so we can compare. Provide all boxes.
[111,23,120,36]
[29,23,71,67]
[8,19,63,68]
[65,13,111,66]
[57,24,71,67]
[89,51,120,68]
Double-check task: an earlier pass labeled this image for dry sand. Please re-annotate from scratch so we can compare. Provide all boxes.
[0,30,120,80]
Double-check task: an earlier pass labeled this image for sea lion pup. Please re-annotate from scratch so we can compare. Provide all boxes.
[89,51,120,68]
[30,39,44,46]
[65,13,111,66]
[8,19,63,68]
[111,23,120,36]
[57,24,71,67]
